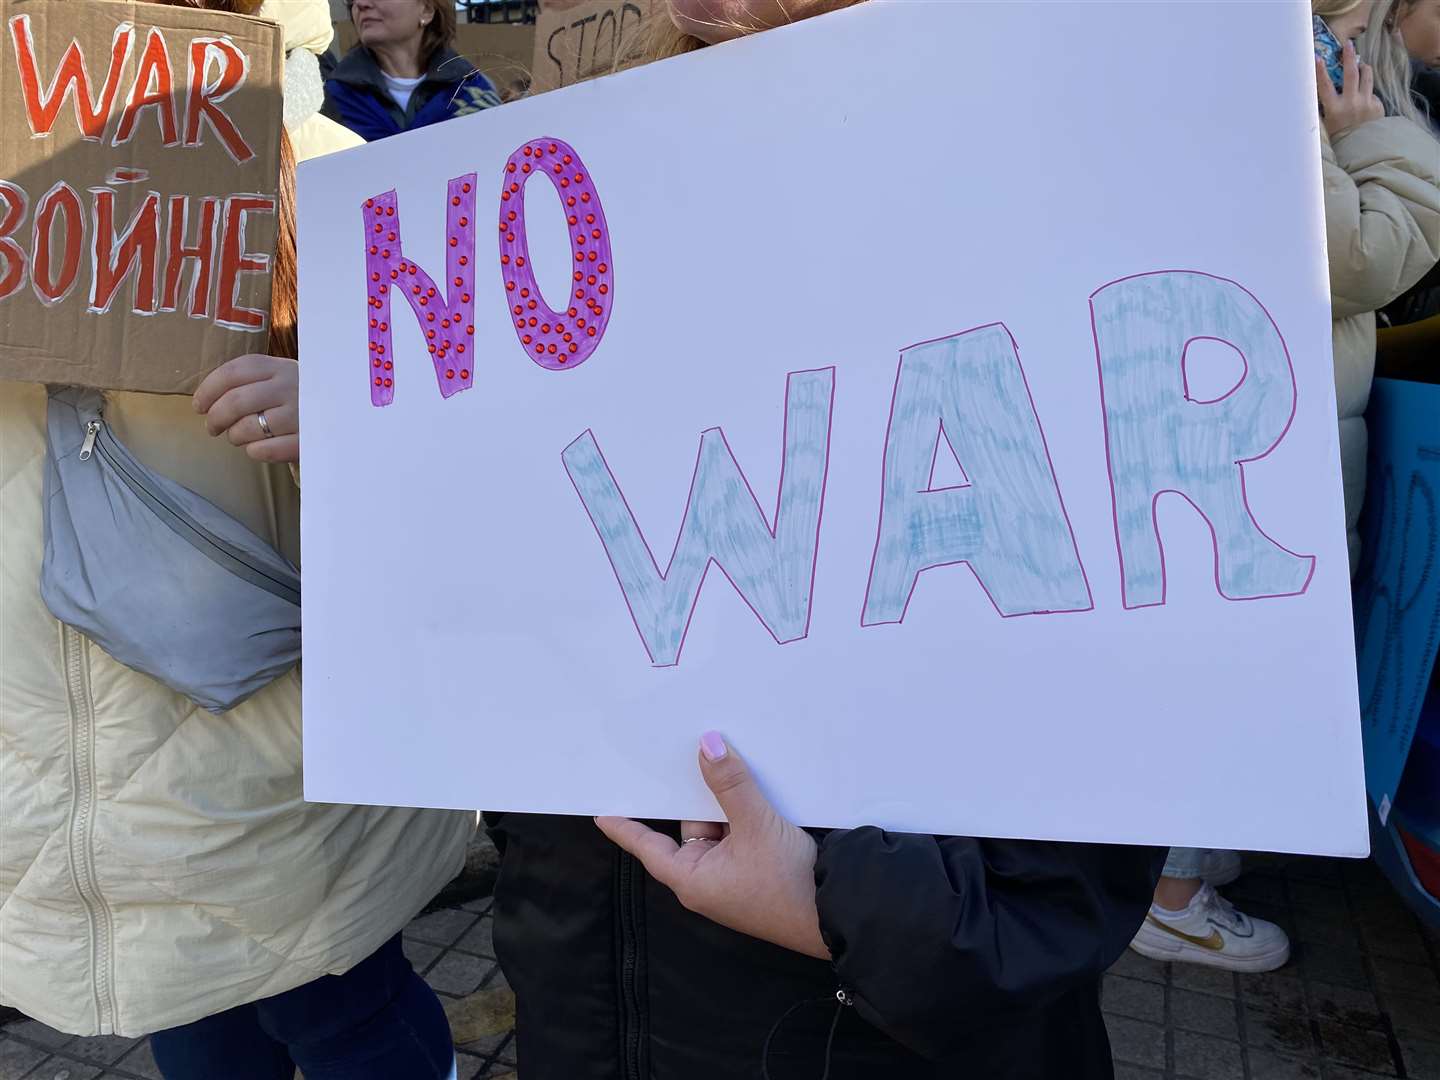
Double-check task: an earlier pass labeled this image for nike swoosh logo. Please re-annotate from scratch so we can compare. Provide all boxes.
[1147,915,1225,951]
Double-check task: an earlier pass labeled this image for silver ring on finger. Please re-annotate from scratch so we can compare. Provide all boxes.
[681,837,713,845]
[256,410,273,438]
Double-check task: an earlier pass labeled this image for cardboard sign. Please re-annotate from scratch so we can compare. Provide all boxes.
[530,0,655,93]
[1354,379,1440,824]
[0,0,283,394]
[298,1,1368,854]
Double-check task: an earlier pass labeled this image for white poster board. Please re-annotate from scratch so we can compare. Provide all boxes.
[298,0,1368,855]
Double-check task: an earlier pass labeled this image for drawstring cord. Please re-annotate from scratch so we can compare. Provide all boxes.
[761,988,852,1080]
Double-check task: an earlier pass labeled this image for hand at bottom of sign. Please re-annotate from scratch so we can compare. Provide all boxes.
[596,734,830,961]
[194,354,300,465]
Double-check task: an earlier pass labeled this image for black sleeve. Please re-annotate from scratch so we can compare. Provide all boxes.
[814,829,1164,1060]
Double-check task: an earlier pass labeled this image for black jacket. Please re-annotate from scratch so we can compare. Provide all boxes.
[486,813,1163,1079]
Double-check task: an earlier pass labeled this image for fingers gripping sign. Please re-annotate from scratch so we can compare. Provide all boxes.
[595,734,830,960]
[194,353,299,464]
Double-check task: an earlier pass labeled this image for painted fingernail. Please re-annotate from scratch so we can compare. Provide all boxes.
[700,731,728,763]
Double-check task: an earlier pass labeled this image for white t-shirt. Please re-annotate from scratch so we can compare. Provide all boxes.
[382,72,425,113]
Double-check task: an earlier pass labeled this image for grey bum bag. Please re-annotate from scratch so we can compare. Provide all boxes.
[41,386,301,713]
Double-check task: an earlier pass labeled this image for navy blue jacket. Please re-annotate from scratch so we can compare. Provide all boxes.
[322,45,500,143]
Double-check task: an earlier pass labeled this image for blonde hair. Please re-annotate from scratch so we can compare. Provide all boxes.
[1315,0,1431,129]
[1313,0,1366,16]
[1361,1,1431,128]
[618,1,868,69]
[616,10,705,69]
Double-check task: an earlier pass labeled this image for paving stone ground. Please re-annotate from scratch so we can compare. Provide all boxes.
[2,854,1437,1079]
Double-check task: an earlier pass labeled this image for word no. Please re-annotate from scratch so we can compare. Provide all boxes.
[363,137,612,405]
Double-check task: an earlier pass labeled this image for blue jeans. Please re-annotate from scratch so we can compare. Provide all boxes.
[150,935,455,1080]
[1164,848,1220,879]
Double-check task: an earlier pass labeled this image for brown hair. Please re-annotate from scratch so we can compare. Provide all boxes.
[268,128,298,360]
[152,0,297,358]
[421,0,457,66]
[159,0,266,11]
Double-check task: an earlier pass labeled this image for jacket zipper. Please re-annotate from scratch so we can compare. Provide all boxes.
[61,624,119,1034]
[617,851,646,1080]
[84,417,300,605]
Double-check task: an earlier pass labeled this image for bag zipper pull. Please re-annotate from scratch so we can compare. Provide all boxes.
[79,419,101,462]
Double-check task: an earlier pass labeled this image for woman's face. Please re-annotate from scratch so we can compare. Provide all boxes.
[668,0,864,44]
[1325,0,1379,40]
[1400,0,1440,65]
[351,0,431,54]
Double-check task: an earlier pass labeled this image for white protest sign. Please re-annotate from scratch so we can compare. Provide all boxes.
[298,0,1367,855]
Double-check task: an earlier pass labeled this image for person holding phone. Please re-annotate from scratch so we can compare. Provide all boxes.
[1315,3,1374,93]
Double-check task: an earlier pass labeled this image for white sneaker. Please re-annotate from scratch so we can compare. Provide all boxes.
[1198,849,1242,888]
[1129,883,1291,972]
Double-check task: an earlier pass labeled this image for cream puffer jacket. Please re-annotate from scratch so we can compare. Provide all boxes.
[1323,116,1440,575]
[0,2,473,1038]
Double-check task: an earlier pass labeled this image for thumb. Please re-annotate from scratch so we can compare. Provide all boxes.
[697,732,774,833]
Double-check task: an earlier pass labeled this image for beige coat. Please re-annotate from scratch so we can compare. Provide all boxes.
[0,3,472,1037]
[1323,116,1440,574]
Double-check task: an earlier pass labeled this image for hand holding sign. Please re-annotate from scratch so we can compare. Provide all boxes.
[194,353,299,464]
[596,734,830,960]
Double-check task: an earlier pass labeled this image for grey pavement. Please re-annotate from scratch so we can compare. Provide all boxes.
[3,854,1437,1079]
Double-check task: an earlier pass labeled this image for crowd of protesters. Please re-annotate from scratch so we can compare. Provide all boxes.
[1,0,1438,1078]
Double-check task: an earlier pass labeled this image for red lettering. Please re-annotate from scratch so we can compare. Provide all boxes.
[115,28,178,146]
[0,182,28,300]
[163,195,219,317]
[216,196,274,330]
[31,182,83,304]
[185,39,254,163]
[9,15,132,140]
[91,189,161,314]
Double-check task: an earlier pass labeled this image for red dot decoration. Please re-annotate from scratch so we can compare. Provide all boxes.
[362,177,478,406]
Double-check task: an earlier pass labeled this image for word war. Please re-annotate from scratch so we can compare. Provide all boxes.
[0,15,275,329]
[364,142,1318,669]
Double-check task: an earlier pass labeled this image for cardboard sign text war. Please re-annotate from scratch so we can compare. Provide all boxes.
[0,0,282,393]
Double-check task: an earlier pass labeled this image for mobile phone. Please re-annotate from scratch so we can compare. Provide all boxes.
[1315,15,1346,93]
